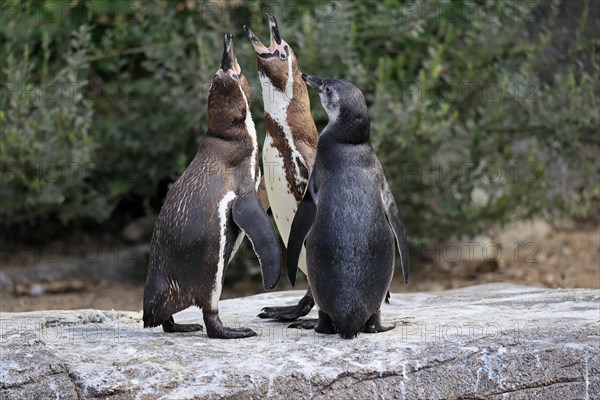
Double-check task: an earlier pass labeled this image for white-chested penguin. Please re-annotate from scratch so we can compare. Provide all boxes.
[244,14,319,321]
[287,73,410,339]
[143,35,282,339]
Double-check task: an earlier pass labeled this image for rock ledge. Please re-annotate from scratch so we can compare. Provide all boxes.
[1,284,598,399]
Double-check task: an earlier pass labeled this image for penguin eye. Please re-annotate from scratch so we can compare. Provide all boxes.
[325,87,331,94]
[279,52,287,60]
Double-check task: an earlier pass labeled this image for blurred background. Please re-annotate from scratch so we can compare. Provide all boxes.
[1,0,598,312]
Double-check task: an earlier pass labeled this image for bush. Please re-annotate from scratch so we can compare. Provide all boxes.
[1,0,598,246]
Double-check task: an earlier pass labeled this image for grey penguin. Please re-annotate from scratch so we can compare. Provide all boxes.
[287,73,410,339]
[244,14,319,321]
[143,35,282,339]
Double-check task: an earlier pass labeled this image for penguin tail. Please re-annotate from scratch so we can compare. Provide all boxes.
[143,315,156,329]
[143,274,178,328]
[143,284,173,328]
[143,302,179,328]
[333,311,369,339]
[143,305,166,328]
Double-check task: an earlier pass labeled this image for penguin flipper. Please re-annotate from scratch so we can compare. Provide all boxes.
[382,178,410,284]
[232,191,282,290]
[296,140,316,175]
[287,174,317,286]
[257,176,270,211]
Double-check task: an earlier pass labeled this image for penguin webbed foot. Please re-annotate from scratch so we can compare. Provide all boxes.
[363,310,395,334]
[259,305,304,321]
[213,326,257,339]
[257,290,315,321]
[162,317,203,333]
[203,312,257,339]
[289,311,337,335]
[314,311,337,334]
[288,318,318,330]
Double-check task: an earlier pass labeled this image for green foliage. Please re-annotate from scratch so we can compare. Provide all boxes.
[1,0,598,245]
[1,22,95,228]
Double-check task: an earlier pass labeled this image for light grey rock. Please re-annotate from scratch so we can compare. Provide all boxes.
[1,284,598,399]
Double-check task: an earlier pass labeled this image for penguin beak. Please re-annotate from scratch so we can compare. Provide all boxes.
[219,34,241,76]
[244,14,286,56]
[302,73,324,93]
[266,13,282,46]
[243,25,268,52]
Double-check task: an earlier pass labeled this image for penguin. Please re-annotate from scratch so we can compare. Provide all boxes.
[287,73,410,339]
[244,14,319,321]
[143,35,282,339]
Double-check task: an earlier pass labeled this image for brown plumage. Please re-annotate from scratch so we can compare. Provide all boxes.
[245,14,319,322]
[143,35,281,339]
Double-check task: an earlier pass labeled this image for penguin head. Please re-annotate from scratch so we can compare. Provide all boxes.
[303,73,370,142]
[244,14,300,93]
[208,34,251,135]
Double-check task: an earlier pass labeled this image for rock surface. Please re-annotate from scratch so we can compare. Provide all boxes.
[1,284,598,399]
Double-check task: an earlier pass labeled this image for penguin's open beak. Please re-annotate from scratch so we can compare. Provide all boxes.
[244,13,284,55]
[243,25,267,52]
[266,13,282,46]
[302,73,324,93]
[219,34,241,76]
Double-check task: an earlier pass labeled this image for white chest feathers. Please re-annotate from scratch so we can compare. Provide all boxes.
[262,135,308,275]
[236,80,259,188]
[258,55,309,275]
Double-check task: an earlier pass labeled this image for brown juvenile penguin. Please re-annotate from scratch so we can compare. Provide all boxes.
[143,35,282,339]
[244,14,319,321]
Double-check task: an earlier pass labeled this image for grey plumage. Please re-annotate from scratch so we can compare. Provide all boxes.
[288,74,409,338]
